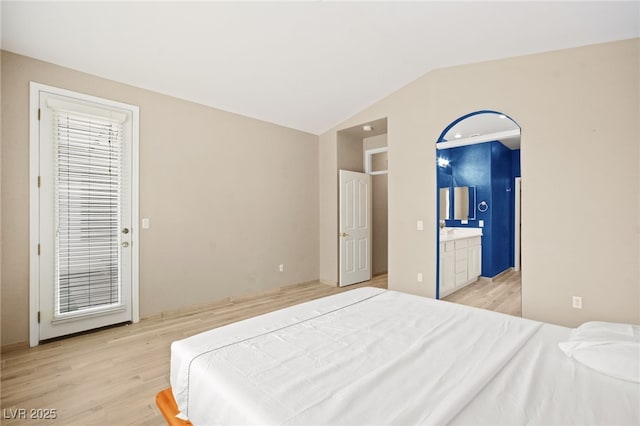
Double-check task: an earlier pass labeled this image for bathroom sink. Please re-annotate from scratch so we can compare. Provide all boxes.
[440,227,482,241]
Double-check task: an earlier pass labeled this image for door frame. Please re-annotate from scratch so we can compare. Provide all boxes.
[514,177,522,271]
[28,82,140,347]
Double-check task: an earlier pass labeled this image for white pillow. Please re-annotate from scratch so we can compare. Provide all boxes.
[559,321,640,383]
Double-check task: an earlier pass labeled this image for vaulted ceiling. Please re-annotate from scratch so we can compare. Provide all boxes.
[2,1,639,135]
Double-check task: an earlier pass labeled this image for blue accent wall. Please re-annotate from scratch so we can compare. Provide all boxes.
[437,157,453,220]
[490,142,512,275]
[437,142,521,278]
[511,149,521,177]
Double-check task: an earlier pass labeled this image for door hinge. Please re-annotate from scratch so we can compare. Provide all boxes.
[37,311,41,323]
[37,176,41,188]
[38,108,41,121]
[37,243,41,256]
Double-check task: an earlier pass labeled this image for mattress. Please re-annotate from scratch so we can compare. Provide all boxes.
[170,287,639,425]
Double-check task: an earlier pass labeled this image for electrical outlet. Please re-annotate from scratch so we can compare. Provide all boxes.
[417,273,423,282]
[572,296,583,309]
[142,218,150,229]
[479,220,484,228]
[416,220,424,231]
[279,264,284,272]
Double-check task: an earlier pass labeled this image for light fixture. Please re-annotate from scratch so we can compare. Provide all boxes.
[437,157,450,168]
[363,125,373,132]
[454,133,462,139]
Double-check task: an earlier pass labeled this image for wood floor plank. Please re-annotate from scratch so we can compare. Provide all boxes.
[443,269,522,317]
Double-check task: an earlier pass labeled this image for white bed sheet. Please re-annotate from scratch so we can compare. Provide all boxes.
[171,287,542,425]
[449,322,640,426]
[170,287,389,419]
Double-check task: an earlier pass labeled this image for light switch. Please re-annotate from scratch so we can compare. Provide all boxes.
[417,220,424,231]
[142,218,150,229]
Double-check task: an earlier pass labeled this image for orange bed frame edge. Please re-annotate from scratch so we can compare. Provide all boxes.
[155,387,193,426]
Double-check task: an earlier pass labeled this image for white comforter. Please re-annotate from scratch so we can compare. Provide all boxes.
[171,287,542,425]
[449,322,640,425]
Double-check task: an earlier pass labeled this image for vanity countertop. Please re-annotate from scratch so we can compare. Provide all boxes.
[440,227,483,242]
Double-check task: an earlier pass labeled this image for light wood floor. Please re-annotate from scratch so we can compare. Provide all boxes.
[443,269,522,317]
[0,276,387,425]
[1,272,520,425]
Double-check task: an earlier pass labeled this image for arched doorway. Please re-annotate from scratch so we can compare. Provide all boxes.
[435,111,522,316]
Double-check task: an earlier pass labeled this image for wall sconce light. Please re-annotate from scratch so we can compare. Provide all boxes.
[437,157,450,168]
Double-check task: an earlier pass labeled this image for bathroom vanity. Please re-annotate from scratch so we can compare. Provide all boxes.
[439,227,482,297]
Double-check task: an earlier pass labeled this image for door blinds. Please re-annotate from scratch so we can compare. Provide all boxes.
[53,108,124,316]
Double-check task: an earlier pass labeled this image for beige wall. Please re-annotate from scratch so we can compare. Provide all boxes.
[364,134,388,275]
[320,38,640,327]
[318,131,338,284]
[1,51,319,346]
[337,132,364,172]
[3,39,638,347]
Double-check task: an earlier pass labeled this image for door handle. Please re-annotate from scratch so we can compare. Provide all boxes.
[122,242,130,248]
[340,232,349,237]
[122,228,130,234]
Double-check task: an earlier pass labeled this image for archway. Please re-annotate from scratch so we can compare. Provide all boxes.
[435,111,522,317]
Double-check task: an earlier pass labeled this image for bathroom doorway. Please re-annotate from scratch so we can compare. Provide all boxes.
[435,111,522,316]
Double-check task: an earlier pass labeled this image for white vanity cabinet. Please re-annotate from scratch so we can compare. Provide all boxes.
[439,242,456,294]
[468,238,482,279]
[439,229,482,298]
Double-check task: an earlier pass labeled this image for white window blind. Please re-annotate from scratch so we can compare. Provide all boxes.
[54,108,125,316]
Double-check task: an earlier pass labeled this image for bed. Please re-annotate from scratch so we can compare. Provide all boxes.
[163,287,639,425]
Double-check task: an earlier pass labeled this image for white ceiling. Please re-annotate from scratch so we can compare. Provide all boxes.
[339,117,388,140]
[443,113,521,150]
[2,1,639,135]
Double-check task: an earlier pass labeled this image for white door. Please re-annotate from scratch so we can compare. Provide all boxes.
[339,170,372,286]
[33,84,139,342]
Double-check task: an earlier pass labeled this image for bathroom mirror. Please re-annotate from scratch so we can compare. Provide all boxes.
[453,186,476,220]
[439,187,450,220]
[453,187,469,220]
